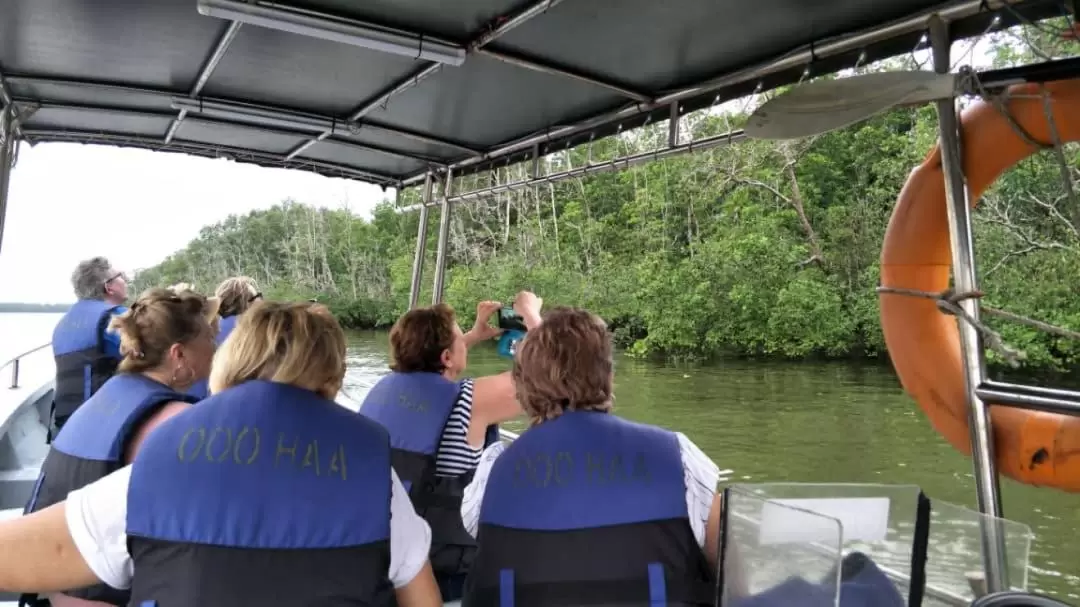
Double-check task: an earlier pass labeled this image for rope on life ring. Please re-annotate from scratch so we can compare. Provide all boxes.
[879,79,1080,492]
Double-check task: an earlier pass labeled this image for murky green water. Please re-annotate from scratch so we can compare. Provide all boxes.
[342,330,1079,602]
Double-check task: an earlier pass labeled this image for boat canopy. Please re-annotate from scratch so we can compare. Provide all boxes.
[0,0,1066,190]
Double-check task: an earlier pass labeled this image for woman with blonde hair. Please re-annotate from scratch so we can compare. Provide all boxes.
[22,288,219,607]
[460,307,723,606]
[213,276,261,335]
[359,291,542,601]
[0,301,440,607]
[186,276,261,399]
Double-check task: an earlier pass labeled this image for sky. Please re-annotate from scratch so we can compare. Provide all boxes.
[0,143,389,303]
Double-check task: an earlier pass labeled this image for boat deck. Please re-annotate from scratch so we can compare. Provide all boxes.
[0,345,54,605]
[0,345,53,507]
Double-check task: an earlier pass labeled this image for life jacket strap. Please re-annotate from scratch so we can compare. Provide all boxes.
[471,563,715,607]
[17,593,48,607]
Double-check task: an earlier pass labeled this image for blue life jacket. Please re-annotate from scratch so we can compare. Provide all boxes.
[51,299,122,423]
[126,380,394,606]
[359,372,499,587]
[731,552,904,607]
[24,373,195,606]
[464,411,715,606]
[185,314,239,400]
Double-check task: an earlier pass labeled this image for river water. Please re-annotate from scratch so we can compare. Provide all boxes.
[3,314,1077,601]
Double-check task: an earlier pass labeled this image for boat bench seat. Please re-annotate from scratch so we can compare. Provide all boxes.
[0,508,20,522]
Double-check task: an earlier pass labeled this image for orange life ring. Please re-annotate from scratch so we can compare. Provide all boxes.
[880,79,1080,492]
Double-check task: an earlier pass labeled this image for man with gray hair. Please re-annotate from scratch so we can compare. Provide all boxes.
[49,256,130,434]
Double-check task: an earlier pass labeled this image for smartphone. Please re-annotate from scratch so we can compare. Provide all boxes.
[497,306,527,332]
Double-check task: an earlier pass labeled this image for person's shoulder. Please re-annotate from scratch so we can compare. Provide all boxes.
[479,439,508,464]
[674,432,719,477]
[348,406,393,438]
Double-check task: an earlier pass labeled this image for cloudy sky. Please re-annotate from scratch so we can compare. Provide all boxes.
[0,143,388,303]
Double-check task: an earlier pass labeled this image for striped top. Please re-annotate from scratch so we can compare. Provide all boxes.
[434,378,483,477]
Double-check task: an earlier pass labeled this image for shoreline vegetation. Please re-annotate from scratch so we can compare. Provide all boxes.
[128,27,1080,373]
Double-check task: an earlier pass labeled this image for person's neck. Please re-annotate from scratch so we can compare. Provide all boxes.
[104,295,125,306]
[441,369,459,382]
[140,368,181,391]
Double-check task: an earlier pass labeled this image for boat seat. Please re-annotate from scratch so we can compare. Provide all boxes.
[0,508,20,522]
[970,591,1073,606]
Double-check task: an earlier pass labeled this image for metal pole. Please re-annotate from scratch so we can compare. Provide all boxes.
[668,102,680,147]
[431,168,453,304]
[394,130,746,211]
[0,105,14,254]
[929,15,1009,592]
[408,173,433,308]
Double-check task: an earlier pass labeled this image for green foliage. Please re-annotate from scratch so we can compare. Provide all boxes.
[134,28,1080,371]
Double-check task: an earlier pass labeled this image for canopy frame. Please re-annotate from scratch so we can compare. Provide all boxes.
[0,0,1067,192]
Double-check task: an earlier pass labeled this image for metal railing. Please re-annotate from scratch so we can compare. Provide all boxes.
[1,342,50,389]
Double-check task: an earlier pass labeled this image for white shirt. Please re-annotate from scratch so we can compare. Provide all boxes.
[64,465,431,590]
[461,431,720,546]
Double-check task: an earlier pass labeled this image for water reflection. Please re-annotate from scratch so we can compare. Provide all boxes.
[342,330,1078,601]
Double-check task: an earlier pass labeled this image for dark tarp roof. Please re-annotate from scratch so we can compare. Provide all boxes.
[0,0,1068,189]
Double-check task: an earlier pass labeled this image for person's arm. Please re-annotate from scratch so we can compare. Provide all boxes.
[676,433,748,596]
[387,470,440,606]
[705,493,722,572]
[124,400,190,464]
[393,563,441,607]
[462,330,489,349]
[0,465,134,594]
[0,503,98,593]
[519,309,542,331]
[676,433,721,569]
[460,441,506,538]
[470,372,522,432]
[65,466,134,590]
[512,291,543,331]
[469,290,543,441]
[711,492,749,599]
[462,300,503,349]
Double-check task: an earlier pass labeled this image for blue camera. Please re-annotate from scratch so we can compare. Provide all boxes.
[496,307,527,358]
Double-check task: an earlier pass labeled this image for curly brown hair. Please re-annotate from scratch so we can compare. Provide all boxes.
[388,303,457,374]
[512,307,613,425]
[110,288,219,373]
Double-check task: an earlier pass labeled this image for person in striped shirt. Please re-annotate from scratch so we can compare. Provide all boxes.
[358,291,542,601]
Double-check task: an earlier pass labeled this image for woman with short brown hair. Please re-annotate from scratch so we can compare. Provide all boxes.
[460,307,723,606]
[359,292,542,601]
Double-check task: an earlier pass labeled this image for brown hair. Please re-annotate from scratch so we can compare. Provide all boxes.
[512,307,614,424]
[209,301,346,400]
[110,288,220,373]
[215,276,261,318]
[389,303,457,374]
